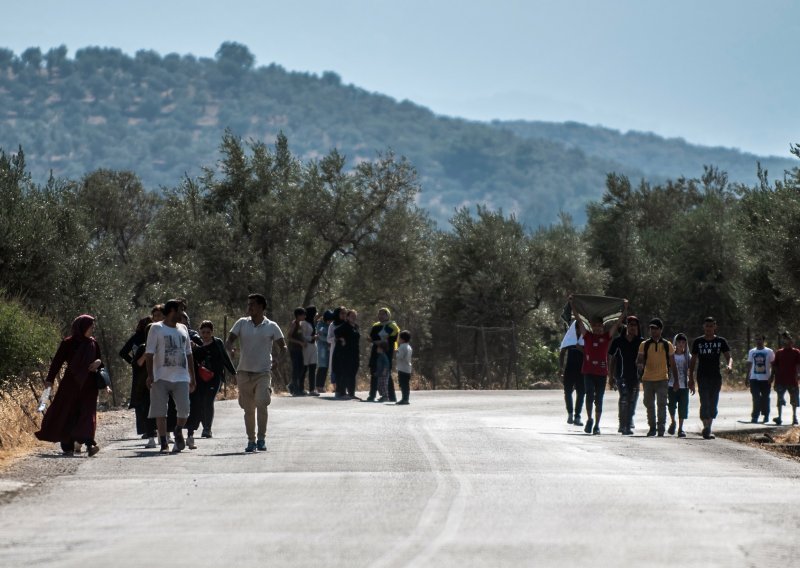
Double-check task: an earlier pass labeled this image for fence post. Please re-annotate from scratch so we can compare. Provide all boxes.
[511,321,518,390]
[223,314,228,398]
[481,326,490,389]
[455,324,462,389]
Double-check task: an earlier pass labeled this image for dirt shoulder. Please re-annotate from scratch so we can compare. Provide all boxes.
[0,407,132,505]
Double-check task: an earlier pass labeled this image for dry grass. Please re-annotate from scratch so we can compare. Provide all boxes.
[0,382,48,469]
[718,426,800,460]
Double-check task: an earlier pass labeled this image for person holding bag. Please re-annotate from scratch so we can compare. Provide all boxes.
[186,320,237,445]
[36,314,110,456]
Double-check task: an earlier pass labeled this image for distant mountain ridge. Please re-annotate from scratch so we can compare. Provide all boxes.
[0,44,795,227]
[493,120,794,187]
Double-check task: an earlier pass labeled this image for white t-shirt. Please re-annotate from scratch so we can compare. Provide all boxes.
[396,343,413,373]
[230,316,284,373]
[747,347,775,381]
[560,321,585,350]
[302,320,318,366]
[145,322,192,382]
[670,352,691,388]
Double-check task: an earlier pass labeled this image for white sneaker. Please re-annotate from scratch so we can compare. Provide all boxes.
[145,437,156,449]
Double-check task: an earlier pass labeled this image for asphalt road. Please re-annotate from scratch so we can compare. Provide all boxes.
[1,390,799,567]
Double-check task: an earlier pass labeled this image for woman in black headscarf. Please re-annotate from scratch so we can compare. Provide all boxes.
[36,314,108,456]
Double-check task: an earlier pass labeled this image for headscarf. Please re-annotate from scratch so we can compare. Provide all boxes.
[68,314,97,387]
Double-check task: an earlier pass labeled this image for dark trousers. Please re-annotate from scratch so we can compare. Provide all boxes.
[749,380,771,421]
[134,401,157,437]
[618,384,639,429]
[335,370,357,397]
[315,366,328,390]
[187,379,221,434]
[698,377,722,420]
[563,372,585,417]
[305,364,317,391]
[369,371,396,401]
[398,371,411,402]
[584,374,606,419]
[289,349,305,393]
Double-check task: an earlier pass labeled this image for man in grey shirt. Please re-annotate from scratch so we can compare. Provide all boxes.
[226,294,287,453]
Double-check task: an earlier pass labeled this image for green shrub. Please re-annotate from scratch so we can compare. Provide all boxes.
[0,294,61,388]
[519,340,559,385]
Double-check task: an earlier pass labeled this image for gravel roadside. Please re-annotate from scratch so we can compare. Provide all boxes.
[0,407,133,505]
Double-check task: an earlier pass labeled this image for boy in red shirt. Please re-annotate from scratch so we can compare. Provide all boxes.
[569,295,629,435]
[771,332,800,426]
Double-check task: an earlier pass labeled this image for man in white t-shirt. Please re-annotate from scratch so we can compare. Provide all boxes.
[226,293,287,453]
[145,299,196,454]
[746,334,775,424]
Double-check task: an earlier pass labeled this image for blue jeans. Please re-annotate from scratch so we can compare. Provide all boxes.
[749,380,770,421]
[584,374,606,420]
[618,384,639,429]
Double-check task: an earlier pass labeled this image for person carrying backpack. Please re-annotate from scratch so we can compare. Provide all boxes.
[637,318,677,437]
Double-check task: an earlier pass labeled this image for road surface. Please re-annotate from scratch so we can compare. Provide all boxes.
[1,390,798,567]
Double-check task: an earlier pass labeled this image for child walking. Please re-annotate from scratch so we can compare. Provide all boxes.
[668,333,693,437]
[395,330,413,405]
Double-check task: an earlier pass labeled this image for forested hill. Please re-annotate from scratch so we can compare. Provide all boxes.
[0,44,795,227]
[493,120,794,186]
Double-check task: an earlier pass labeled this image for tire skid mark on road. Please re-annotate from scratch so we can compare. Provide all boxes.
[368,416,471,568]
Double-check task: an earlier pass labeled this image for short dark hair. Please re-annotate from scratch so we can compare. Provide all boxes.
[248,293,267,309]
[163,299,181,317]
[294,307,306,317]
[649,318,663,330]
[590,316,604,326]
[200,320,214,331]
[782,331,793,341]
[399,330,411,342]
[703,317,716,324]
[755,334,766,340]
[151,304,164,315]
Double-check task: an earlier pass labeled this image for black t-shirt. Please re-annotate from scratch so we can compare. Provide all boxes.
[691,335,730,380]
[609,335,643,383]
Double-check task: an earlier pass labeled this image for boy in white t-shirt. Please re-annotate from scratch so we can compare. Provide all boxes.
[395,330,413,405]
[746,334,775,423]
[668,333,693,438]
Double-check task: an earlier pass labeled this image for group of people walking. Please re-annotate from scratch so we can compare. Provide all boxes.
[36,294,414,456]
[559,295,800,439]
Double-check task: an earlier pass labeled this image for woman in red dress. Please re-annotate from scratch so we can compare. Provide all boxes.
[36,314,107,456]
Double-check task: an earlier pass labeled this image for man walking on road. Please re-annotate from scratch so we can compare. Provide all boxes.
[689,317,732,439]
[145,299,196,454]
[558,320,585,426]
[637,318,676,437]
[609,315,643,435]
[746,334,775,423]
[226,294,287,453]
[771,332,800,426]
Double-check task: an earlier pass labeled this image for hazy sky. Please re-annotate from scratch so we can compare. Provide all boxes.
[2,0,797,157]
